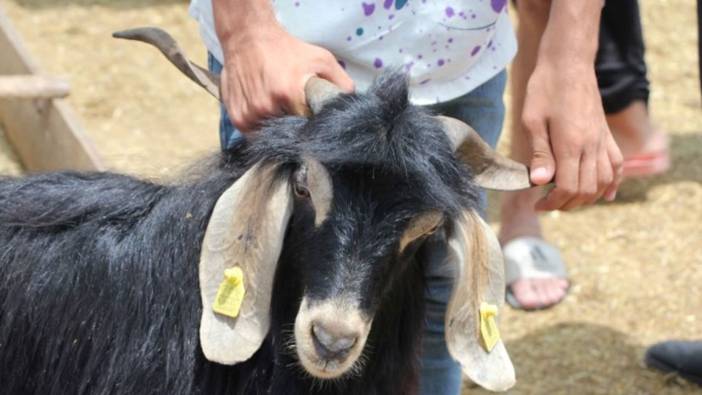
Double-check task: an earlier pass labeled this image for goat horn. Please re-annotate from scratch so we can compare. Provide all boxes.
[305,77,342,114]
[113,27,222,100]
[436,115,533,191]
[113,27,340,116]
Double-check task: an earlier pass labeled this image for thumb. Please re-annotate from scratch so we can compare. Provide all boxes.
[527,121,555,185]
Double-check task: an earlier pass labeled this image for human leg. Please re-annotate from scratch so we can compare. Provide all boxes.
[418,71,507,395]
[208,53,243,150]
[499,0,569,310]
[596,0,669,177]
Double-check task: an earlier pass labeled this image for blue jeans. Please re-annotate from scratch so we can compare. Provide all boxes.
[209,54,506,395]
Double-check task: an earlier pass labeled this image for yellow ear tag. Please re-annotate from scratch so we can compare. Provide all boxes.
[479,302,500,352]
[212,267,246,319]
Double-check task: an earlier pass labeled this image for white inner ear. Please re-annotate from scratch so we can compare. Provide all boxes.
[304,158,333,227]
[399,211,443,252]
[444,210,515,392]
[199,163,292,364]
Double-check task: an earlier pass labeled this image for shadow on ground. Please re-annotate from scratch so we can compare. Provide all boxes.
[613,133,702,203]
[462,322,701,395]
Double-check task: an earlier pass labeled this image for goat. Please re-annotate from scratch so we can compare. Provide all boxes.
[0,28,530,395]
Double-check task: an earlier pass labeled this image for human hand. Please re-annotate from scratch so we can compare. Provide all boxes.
[216,7,354,132]
[522,61,623,211]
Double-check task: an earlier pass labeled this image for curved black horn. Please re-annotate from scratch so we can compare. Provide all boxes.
[113,27,221,100]
[436,115,533,191]
[113,27,341,116]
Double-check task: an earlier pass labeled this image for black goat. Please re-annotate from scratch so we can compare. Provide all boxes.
[0,28,528,395]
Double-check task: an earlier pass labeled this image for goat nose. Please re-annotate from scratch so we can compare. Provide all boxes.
[311,321,358,360]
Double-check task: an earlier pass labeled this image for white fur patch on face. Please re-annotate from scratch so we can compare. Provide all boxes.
[293,296,372,379]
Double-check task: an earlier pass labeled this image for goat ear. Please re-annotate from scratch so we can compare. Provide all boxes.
[436,116,532,191]
[444,209,516,391]
[199,163,292,364]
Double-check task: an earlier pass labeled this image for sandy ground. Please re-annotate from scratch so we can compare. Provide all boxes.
[1,1,700,394]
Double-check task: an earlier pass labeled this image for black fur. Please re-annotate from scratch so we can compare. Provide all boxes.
[0,74,479,394]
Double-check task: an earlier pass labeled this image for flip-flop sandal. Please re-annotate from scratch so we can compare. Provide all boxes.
[503,237,569,311]
[622,131,670,178]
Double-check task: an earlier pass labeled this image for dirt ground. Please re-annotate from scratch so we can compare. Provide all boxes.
[1,1,700,394]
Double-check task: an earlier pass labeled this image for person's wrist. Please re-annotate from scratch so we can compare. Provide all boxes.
[215,0,281,54]
[221,22,288,62]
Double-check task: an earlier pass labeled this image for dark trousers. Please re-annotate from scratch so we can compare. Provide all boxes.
[596,0,650,114]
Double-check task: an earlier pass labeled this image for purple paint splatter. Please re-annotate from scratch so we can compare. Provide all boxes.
[437,59,445,66]
[448,38,454,43]
[362,2,375,16]
[491,0,507,12]
[471,45,481,56]
[374,58,384,68]
[388,14,395,20]
[445,6,455,18]
[383,0,393,10]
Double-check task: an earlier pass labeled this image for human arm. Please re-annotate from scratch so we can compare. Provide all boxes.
[212,0,354,132]
[521,0,623,210]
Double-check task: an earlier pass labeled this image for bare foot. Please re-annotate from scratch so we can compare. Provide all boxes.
[607,100,670,177]
[499,188,569,310]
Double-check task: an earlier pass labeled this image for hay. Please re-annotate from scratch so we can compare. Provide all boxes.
[2,0,701,393]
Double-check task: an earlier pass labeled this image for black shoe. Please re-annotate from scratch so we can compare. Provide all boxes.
[645,340,702,386]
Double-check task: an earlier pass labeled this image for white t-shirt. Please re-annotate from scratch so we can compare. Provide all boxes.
[189,0,516,105]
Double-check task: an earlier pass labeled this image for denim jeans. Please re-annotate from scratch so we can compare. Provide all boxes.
[208,54,506,395]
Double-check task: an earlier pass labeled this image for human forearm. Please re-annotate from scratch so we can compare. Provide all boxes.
[212,0,278,52]
[537,0,603,69]
[209,0,353,131]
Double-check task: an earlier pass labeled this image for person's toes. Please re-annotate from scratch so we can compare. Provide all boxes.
[547,278,568,303]
[533,279,557,306]
[511,280,541,309]
[532,278,567,307]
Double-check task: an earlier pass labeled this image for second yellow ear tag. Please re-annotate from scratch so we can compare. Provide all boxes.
[212,267,246,319]
[479,302,500,352]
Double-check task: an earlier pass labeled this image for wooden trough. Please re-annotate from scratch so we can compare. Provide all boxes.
[0,5,104,172]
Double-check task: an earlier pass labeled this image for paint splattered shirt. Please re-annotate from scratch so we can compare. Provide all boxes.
[189,0,516,105]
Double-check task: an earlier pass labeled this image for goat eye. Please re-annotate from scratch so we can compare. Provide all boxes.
[293,182,310,199]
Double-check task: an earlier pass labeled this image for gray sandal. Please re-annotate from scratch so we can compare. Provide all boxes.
[503,237,569,310]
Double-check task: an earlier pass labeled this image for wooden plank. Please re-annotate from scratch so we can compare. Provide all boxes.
[0,5,104,172]
[0,75,70,99]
